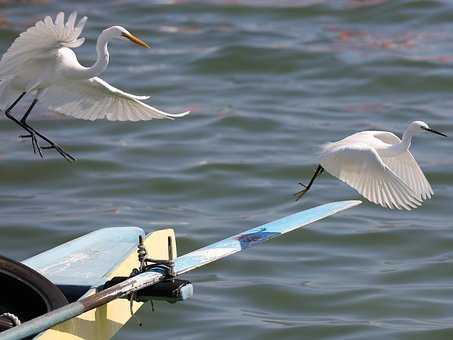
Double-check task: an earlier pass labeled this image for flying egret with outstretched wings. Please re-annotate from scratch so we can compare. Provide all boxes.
[295,121,446,210]
[0,12,189,161]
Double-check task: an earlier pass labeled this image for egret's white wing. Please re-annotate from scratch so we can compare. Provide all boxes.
[321,144,422,210]
[373,132,433,200]
[0,12,87,77]
[371,131,400,144]
[42,77,190,121]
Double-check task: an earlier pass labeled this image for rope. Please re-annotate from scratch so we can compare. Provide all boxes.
[137,235,147,272]
[0,313,21,326]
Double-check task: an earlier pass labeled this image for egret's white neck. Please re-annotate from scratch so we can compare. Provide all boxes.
[78,31,110,79]
[400,128,414,150]
[385,126,414,157]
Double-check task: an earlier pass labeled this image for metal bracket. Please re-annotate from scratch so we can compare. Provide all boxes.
[134,235,175,278]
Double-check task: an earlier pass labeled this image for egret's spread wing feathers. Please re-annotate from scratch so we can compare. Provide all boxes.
[382,152,433,201]
[372,131,433,200]
[0,12,87,77]
[321,145,422,210]
[42,77,190,121]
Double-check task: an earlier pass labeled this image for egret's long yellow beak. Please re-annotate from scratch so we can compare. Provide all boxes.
[121,32,150,48]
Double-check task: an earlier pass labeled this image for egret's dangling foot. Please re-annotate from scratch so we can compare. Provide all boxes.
[295,165,324,201]
[19,133,42,157]
[3,93,75,161]
[20,131,75,162]
[42,144,76,162]
[17,98,76,162]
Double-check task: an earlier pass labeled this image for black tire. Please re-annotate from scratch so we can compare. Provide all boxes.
[0,254,68,331]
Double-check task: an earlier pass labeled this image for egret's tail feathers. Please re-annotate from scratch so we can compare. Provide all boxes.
[319,142,335,156]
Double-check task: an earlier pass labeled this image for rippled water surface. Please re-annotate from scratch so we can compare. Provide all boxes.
[0,1,452,339]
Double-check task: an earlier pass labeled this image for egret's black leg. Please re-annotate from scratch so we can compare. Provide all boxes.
[17,99,42,157]
[295,165,324,201]
[18,99,76,162]
[4,92,27,125]
[20,98,38,124]
[3,92,43,157]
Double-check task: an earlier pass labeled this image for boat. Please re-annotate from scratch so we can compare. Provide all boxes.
[0,200,360,339]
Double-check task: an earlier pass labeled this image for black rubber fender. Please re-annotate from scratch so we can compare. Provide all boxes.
[0,254,68,332]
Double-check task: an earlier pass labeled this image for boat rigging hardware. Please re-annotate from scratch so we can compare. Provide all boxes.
[132,235,176,278]
[127,234,177,322]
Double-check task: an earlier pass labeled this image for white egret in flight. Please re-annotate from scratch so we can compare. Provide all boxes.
[0,12,189,161]
[295,121,447,210]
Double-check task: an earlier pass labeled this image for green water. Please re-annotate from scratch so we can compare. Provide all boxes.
[0,1,452,339]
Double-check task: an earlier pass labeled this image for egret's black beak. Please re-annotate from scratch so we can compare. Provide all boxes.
[422,126,447,137]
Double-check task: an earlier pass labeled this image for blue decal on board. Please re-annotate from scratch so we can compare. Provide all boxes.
[234,228,280,250]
